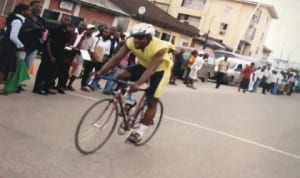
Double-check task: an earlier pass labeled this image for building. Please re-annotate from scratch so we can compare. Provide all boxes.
[110,0,200,46]
[1,0,199,47]
[150,0,278,60]
[0,0,128,29]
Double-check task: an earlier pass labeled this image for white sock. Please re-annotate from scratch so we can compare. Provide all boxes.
[135,124,148,137]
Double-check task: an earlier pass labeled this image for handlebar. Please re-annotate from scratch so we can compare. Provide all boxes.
[97,75,148,92]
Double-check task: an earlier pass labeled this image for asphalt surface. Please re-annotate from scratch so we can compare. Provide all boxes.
[1,62,300,178]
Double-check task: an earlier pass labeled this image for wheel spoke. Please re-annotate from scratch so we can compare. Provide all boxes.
[75,99,118,154]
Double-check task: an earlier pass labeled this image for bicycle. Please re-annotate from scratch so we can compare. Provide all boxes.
[74,76,164,154]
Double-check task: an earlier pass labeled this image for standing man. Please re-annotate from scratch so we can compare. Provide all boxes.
[262,64,272,94]
[33,15,71,95]
[21,0,45,69]
[169,48,184,85]
[67,24,95,91]
[215,56,229,88]
[64,21,87,91]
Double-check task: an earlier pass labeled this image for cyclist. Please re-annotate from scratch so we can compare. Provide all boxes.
[96,23,173,144]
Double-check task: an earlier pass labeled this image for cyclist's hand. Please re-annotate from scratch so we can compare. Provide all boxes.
[128,83,138,93]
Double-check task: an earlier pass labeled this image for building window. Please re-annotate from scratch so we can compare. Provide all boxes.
[43,10,84,27]
[224,6,233,15]
[59,0,74,11]
[43,9,60,21]
[161,32,171,41]
[250,28,256,40]
[252,9,262,24]
[260,32,264,41]
[181,0,207,11]
[219,23,228,35]
[0,0,14,16]
[178,13,201,28]
[71,16,84,27]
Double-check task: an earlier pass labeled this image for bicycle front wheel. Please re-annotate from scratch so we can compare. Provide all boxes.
[75,99,118,154]
[134,99,164,146]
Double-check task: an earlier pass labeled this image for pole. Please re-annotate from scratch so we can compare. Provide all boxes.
[203,15,215,49]
[233,1,261,54]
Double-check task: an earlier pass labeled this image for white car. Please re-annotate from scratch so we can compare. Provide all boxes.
[214,57,256,85]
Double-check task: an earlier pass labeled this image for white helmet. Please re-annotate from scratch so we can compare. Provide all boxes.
[131,23,155,36]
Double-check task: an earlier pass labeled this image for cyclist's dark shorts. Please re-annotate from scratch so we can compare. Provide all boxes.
[125,64,170,99]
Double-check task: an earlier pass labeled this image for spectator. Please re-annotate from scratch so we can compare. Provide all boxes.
[238,62,255,93]
[262,64,272,94]
[65,21,87,91]
[186,53,204,89]
[33,15,71,95]
[215,56,230,89]
[249,66,262,93]
[0,3,31,94]
[169,48,184,85]
[81,26,111,92]
[21,0,45,69]
[67,24,95,91]
[183,50,198,84]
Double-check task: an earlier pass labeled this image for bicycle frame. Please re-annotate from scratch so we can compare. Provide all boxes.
[112,86,146,131]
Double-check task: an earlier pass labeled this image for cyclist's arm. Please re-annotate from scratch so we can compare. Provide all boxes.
[96,45,130,75]
[134,48,167,87]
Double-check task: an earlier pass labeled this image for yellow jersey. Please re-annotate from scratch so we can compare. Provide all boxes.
[126,37,173,71]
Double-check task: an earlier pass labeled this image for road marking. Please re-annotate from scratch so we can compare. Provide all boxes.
[69,92,300,160]
[67,92,99,101]
[165,115,300,160]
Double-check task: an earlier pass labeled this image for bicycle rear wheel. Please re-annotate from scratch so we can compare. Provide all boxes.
[75,99,118,154]
[134,100,163,146]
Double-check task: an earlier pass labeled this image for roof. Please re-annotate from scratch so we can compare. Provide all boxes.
[109,0,200,37]
[233,0,278,19]
[194,35,233,51]
[72,0,129,17]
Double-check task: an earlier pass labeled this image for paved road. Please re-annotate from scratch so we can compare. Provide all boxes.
[1,68,300,178]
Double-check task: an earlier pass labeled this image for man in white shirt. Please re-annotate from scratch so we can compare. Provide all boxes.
[262,64,272,94]
[186,54,204,89]
[81,26,112,91]
[67,24,95,91]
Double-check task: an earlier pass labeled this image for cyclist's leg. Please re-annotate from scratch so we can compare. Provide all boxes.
[116,64,145,81]
[127,69,169,143]
[139,70,165,126]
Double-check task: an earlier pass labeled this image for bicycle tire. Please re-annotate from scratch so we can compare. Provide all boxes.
[134,99,164,146]
[75,99,118,154]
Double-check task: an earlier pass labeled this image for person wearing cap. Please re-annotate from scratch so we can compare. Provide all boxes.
[66,24,96,91]
[81,25,112,92]
[95,23,173,144]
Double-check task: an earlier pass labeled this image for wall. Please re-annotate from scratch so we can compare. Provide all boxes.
[78,6,114,26]
[0,0,32,28]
